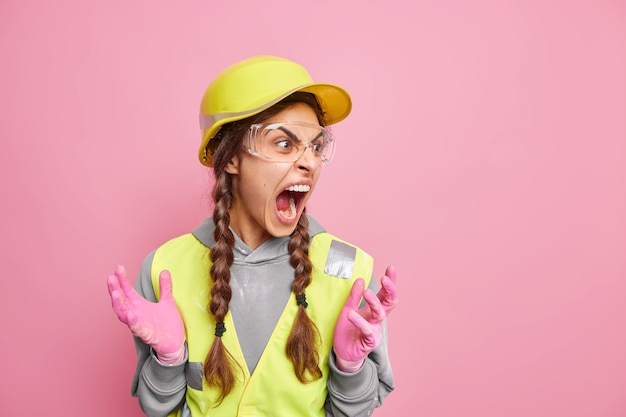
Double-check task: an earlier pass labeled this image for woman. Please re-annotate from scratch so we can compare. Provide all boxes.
[107,55,398,417]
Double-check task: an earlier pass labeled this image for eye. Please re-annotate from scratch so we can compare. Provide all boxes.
[274,138,295,152]
[310,139,324,153]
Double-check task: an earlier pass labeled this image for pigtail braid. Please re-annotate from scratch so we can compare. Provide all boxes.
[285,209,323,382]
[204,172,239,404]
[200,91,326,400]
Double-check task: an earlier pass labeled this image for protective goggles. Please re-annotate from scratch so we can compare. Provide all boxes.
[246,122,336,166]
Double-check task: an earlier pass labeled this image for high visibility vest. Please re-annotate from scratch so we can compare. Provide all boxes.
[150,231,373,417]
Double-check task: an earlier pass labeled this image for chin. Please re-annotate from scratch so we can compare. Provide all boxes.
[272,226,298,238]
[267,218,300,238]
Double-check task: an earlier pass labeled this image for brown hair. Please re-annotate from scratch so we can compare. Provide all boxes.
[205,92,325,403]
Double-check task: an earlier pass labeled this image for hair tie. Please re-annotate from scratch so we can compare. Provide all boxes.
[296,293,308,308]
[215,322,226,337]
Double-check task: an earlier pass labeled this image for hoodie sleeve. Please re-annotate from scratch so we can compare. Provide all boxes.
[130,251,187,417]
[325,277,396,417]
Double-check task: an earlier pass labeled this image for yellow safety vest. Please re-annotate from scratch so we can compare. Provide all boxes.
[150,231,373,417]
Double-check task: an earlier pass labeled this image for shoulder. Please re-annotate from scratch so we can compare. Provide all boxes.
[149,219,213,268]
[154,232,206,260]
[307,214,326,237]
[140,217,215,255]
[308,215,368,259]
[310,230,373,282]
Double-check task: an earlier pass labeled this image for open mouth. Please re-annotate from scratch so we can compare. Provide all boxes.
[276,184,310,221]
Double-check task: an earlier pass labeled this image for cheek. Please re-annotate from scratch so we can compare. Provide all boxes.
[311,169,322,187]
[237,159,294,203]
[239,173,274,206]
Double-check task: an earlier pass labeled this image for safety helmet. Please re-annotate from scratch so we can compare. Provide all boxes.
[198,55,352,167]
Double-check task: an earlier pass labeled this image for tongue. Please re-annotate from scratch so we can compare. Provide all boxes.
[276,191,297,220]
[276,190,291,211]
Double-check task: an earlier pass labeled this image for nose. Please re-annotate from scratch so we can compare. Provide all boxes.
[295,144,320,170]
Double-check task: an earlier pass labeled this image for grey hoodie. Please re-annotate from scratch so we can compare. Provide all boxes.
[130,216,395,417]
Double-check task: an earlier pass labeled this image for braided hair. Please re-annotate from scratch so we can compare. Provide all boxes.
[204,92,325,403]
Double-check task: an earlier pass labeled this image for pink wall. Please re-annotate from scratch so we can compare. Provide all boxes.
[1,0,625,415]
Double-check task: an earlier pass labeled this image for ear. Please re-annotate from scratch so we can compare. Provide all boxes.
[225,154,240,175]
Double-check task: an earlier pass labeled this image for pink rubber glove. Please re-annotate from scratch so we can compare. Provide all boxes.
[107,265,186,364]
[333,265,398,373]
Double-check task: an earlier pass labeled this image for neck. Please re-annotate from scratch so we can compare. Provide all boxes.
[228,211,271,250]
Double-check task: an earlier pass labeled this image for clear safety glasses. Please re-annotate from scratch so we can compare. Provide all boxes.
[246,122,336,166]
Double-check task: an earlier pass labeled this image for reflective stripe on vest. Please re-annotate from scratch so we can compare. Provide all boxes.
[151,231,373,417]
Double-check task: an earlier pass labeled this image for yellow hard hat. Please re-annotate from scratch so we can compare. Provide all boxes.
[198,55,352,166]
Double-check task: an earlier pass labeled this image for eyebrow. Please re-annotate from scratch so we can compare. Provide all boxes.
[277,126,300,143]
[277,126,324,144]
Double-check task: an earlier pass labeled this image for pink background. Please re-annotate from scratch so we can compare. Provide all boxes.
[1,0,625,416]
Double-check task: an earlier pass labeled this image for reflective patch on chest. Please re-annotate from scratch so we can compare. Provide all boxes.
[324,240,357,279]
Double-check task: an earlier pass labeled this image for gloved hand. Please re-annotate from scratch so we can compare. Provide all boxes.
[107,265,186,364]
[333,265,398,373]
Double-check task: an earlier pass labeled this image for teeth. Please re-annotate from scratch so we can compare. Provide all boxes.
[287,197,296,219]
[286,184,310,192]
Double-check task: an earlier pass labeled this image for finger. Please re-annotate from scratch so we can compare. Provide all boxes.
[126,309,140,330]
[384,265,397,284]
[158,270,173,302]
[114,265,136,298]
[346,311,377,351]
[376,265,396,301]
[107,273,121,297]
[107,273,128,310]
[377,276,398,315]
[377,266,398,314]
[346,310,374,335]
[109,287,129,324]
[344,278,365,310]
[363,288,385,323]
